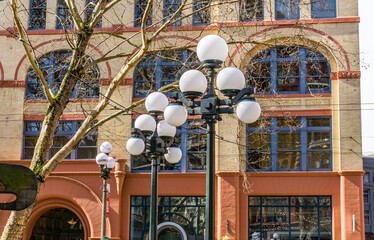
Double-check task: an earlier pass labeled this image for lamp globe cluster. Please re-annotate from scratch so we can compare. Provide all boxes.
[96,142,115,169]
[165,34,261,124]
[126,92,183,164]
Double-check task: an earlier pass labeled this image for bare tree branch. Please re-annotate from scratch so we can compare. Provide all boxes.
[11,0,56,105]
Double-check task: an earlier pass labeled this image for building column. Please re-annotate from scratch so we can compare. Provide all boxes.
[340,171,365,240]
[216,172,240,239]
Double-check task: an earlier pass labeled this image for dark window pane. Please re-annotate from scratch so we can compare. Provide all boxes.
[29,0,46,29]
[193,0,210,25]
[290,207,319,239]
[134,0,152,27]
[364,189,369,204]
[278,132,300,149]
[277,118,300,127]
[320,207,332,239]
[76,148,97,159]
[311,0,336,18]
[262,207,289,237]
[24,148,35,159]
[240,0,263,21]
[291,196,318,206]
[277,151,301,169]
[25,136,39,146]
[275,0,299,20]
[307,118,330,127]
[163,0,182,26]
[307,151,330,169]
[86,0,102,28]
[79,135,97,146]
[52,136,70,147]
[248,132,271,150]
[249,206,261,236]
[247,62,271,92]
[307,132,330,149]
[248,151,271,170]
[263,196,288,205]
[187,153,206,170]
[56,0,73,29]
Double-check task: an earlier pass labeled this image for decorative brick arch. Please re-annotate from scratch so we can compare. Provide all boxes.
[229,26,351,72]
[14,39,112,81]
[23,176,108,239]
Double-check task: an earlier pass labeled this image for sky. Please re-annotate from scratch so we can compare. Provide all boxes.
[359,0,374,156]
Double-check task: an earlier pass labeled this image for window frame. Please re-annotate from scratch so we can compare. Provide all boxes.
[25,50,100,100]
[311,0,337,19]
[134,0,153,27]
[23,121,98,160]
[129,195,205,240]
[247,47,331,94]
[275,0,300,20]
[56,0,73,29]
[239,0,264,22]
[29,0,47,30]
[248,195,332,239]
[163,0,182,26]
[192,0,210,26]
[246,117,332,172]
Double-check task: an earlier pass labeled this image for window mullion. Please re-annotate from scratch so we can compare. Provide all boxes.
[299,48,307,93]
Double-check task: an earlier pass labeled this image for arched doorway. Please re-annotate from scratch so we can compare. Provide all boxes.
[30,208,84,240]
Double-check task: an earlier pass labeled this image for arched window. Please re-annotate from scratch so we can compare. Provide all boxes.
[133,50,199,98]
[31,208,84,240]
[25,50,100,99]
[247,46,331,94]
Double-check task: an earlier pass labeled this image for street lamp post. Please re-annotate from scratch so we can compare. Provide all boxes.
[96,142,116,240]
[126,92,182,240]
[163,35,262,239]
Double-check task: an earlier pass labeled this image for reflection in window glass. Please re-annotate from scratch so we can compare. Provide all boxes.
[247,117,332,171]
[248,196,332,239]
[163,0,182,26]
[240,0,263,21]
[130,196,205,239]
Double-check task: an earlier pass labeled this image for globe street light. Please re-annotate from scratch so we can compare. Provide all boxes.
[165,35,261,239]
[96,142,115,240]
[126,92,182,240]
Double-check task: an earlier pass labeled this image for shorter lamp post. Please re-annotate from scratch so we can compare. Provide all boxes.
[126,92,183,240]
[162,35,262,239]
[96,142,116,240]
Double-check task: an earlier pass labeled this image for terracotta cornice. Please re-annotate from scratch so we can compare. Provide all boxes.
[0,80,26,88]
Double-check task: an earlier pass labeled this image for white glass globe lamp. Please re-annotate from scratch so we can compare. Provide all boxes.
[96,153,109,166]
[126,137,145,155]
[197,35,228,63]
[235,98,261,124]
[157,120,176,138]
[164,102,188,127]
[134,114,156,135]
[106,157,116,169]
[164,147,182,164]
[145,92,169,113]
[179,70,207,99]
[100,141,113,154]
[217,67,245,97]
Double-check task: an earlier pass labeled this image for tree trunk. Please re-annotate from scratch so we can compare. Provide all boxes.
[0,181,41,240]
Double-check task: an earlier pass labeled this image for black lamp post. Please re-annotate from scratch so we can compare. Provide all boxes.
[126,92,182,240]
[96,142,115,240]
[163,35,262,240]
